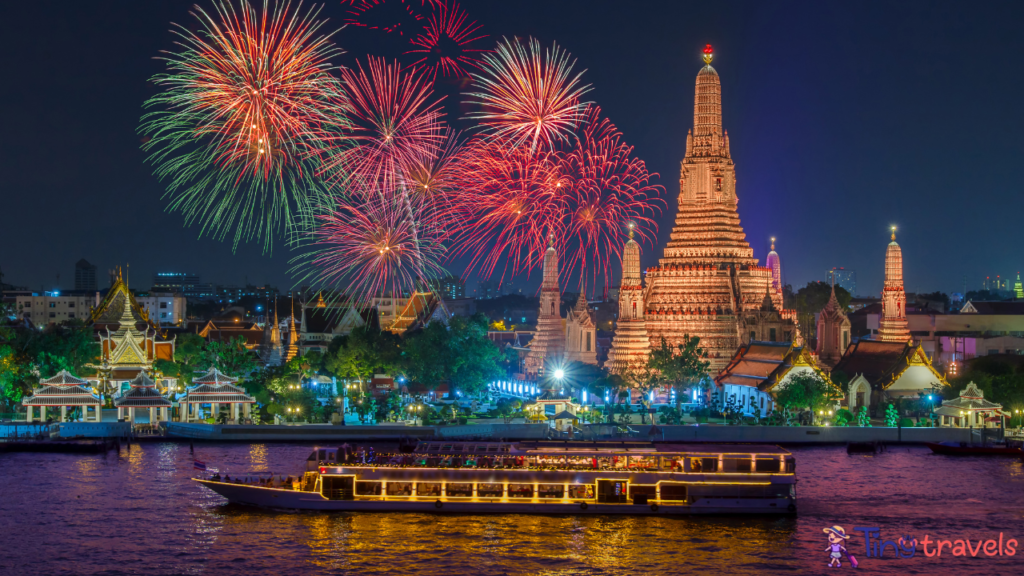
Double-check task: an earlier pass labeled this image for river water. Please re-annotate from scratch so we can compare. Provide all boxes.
[1,442,1022,575]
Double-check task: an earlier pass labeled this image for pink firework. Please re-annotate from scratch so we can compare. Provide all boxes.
[559,106,664,292]
[449,136,572,283]
[465,36,592,152]
[406,1,488,81]
[342,0,433,36]
[321,57,445,191]
[300,189,449,304]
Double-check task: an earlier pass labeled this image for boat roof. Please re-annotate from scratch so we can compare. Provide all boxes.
[311,441,790,456]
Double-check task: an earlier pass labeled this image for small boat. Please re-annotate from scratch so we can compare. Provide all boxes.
[925,442,1023,456]
[195,441,798,515]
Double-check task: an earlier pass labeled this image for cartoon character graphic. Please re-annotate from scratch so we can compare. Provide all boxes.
[823,525,857,568]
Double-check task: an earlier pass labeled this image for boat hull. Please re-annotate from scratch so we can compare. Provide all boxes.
[195,480,795,515]
[925,442,1023,456]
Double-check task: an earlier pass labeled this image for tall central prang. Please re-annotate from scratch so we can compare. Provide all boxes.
[611,45,797,372]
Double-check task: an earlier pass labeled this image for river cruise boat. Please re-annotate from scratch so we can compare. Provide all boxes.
[195,441,797,515]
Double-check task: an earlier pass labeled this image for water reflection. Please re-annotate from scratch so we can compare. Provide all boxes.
[2,444,1023,575]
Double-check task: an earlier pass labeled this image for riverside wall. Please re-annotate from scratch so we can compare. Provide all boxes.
[158,422,976,444]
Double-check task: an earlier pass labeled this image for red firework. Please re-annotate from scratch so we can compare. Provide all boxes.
[465,37,592,152]
[342,0,433,36]
[302,189,449,304]
[449,136,572,283]
[406,1,488,81]
[321,57,445,190]
[449,107,663,293]
[559,106,664,291]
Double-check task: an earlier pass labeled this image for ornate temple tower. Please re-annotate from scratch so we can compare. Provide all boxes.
[564,292,598,366]
[765,237,785,310]
[878,227,911,342]
[606,225,650,373]
[816,282,851,367]
[525,238,566,377]
[642,45,794,370]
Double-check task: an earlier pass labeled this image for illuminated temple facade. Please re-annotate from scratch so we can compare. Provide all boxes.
[877,228,911,342]
[608,46,798,373]
[524,240,600,378]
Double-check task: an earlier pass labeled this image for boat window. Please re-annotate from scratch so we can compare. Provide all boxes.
[355,481,381,496]
[660,483,687,501]
[567,455,594,469]
[568,484,594,499]
[447,483,473,497]
[486,445,498,452]
[441,444,453,451]
[508,484,534,498]
[417,483,441,497]
[318,449,327,461]
[451,445,464,452]
[690,457,718,473]
[754,457,778,473]
[785,458,796,473]
[628,455,658,470]
[727,457,752,473]
[538,484,564,499]
[477,483,503,497]
[629,484,657,498]
[386,482,413,496]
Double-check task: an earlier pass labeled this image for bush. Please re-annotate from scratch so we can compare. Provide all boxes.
[898,417,914,428]
[833,409,853,427]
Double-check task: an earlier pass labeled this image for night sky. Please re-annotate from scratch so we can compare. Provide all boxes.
[3,1,1023,298]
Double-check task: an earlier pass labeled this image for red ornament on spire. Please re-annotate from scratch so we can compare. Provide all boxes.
[702,44,714,64]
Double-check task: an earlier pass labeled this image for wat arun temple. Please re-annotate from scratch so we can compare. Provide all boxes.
[607,46,799,373]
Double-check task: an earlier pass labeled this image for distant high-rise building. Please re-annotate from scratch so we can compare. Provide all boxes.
[152,272,215,299]
[827,267,857,296]
[431,275,465,301]
[74,259,97,291]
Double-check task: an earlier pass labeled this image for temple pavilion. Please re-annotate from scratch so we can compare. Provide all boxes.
[22,370,102,423]
[88,272,175,395]
[180,367,256,423]
[114,372,172,424]
[934,381,1008,428]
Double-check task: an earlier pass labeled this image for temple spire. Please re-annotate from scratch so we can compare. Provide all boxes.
[879,226,911,342]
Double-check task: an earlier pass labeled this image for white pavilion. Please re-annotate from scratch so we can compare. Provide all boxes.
[934,381,1008,428]
[180,367,256,424]
[113,372,173,424]
[22,370,102,423]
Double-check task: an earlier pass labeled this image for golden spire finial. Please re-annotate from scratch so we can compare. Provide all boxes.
[702,44,713,65]
[628,221,635,240]
[891,225,897,241]
[770,237,775,251]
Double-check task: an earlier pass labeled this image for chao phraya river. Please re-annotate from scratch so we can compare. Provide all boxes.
[1,442,1022,575]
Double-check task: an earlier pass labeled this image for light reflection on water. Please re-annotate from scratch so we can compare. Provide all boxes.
[0,443,1022,575]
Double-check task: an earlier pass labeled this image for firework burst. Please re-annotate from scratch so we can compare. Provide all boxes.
[449,137,572,283]
[406,1,488,81]
[464,37,592,152]
[140,0,347,251]
[293,187,449,304]
[342,0,431,36]
[321,57,444,190]
[559,106,664,291]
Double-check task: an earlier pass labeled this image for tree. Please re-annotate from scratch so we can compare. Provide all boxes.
[648,336,711,410]
[324,325,401,390]
[856,406,872,427]
[884,403,899,427]
[622,359,657,423]
[774,373,838,424]
[403,314,503,396]
[204,335,259,377]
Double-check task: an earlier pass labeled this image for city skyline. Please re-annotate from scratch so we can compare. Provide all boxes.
[3,1,1023,298]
